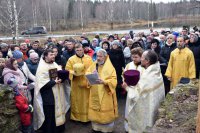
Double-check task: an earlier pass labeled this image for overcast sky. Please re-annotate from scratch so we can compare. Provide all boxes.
[98,0,185,3]
[140,0,183,3]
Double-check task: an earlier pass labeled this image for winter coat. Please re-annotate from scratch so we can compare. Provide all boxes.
[109,49,125,85]
[123,47,131,65]
[85,48,94,58]
[19,62,35,84]
[15,95,32,126]
[0,67,4,84]
[160,42,177,64]
[63,49,75,63]
[2,67,26,89]
[2,67,32,126]
[26,60,39,75]
[55,54,66,70]
[188,38,200,78]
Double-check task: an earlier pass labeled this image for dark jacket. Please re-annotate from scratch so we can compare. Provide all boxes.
[30,48,43,57]
[62,49,75,64]
[160,42,177,64]
[188,38,200,78]
[40,80,56,105]
[0,67,4,84]
[56,43,63,56]
[26,59,38,75]
[109,49,125,85]
[55,54,66,70]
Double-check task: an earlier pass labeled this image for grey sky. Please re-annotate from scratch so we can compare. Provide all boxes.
[98,0,185,3]
[140,0,183,3]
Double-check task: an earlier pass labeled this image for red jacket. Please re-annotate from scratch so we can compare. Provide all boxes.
[15,95,32,126]
[85,49,94,58]
[21,50,28,60]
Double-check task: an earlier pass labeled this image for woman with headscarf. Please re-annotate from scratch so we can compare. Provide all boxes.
[2,58,34,133]
[109,40,125,98]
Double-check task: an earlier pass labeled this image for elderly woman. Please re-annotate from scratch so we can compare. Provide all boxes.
[160,34,177,95]
[109,40,125,98]
[123,39,133,65]
[160,34,177,64]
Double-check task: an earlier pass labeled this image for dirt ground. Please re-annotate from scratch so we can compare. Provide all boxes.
[64,97,126,133]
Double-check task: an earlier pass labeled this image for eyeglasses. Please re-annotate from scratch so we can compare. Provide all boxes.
[33,58,39,61]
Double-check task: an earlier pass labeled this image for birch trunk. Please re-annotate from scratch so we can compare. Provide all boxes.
[13,0,18,45]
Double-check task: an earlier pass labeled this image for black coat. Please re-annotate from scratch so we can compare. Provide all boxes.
[160,42,177,64]
[188,38,200,78]
[109,49,125,85]
[62,49,75,63]
[40,80,56,105]
[55,54,66,70]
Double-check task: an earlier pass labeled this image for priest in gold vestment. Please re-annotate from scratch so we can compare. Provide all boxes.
[65,43,93,122]
[165,36,196,89]
[86,49,118,133]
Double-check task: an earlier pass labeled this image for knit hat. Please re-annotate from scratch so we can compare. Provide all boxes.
[112,40,123,48]
[12,50,23,59]
[108,35,114,40]
[172,31,179,38]
[81,40,90,47]
[28,49,35,56]
[92,38,99,44]
[30,52,39,59]
[0,43,8,49]
[25,39,30,44]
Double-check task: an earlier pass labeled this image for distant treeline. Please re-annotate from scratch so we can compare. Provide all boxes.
[0,0,200,33]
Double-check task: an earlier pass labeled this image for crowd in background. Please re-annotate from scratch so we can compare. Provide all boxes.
[0,26,200,132]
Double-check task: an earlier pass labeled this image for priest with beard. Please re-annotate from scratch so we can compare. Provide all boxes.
[33,49,68,133]
[86,49,118,133]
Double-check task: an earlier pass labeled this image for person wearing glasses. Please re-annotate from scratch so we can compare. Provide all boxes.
[26,52,39,76]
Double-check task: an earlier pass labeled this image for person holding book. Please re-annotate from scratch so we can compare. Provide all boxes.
[33,49,68,133]
[86,49,118,133]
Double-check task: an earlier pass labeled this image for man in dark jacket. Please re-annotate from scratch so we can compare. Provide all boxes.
[62,39,76,63]
[29,41,43,57]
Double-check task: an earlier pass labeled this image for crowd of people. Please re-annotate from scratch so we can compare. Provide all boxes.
[0,27,200,133]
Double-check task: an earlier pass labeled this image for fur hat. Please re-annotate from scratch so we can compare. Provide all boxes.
[81,40,90,47]
[0,43,8,49]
